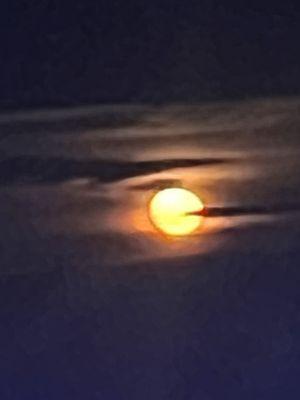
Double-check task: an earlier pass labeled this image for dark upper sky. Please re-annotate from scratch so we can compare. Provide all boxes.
[1,0,299,109]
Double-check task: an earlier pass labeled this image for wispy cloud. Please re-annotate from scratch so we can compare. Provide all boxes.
[0,156,232,186]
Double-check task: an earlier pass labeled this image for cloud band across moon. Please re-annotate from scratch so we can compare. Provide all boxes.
[187,205,300,218]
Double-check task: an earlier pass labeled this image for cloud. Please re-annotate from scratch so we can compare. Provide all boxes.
[188,204,300,217]
[0,111,147,137]
[0,156,231,186]
[128,178,183,191]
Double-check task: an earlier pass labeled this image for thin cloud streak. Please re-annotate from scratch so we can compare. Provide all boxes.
[188,204,300,217]
[0,156,232,186]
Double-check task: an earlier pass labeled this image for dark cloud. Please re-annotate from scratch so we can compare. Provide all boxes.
[0,156,231,186]
[128,178,183,191]
[189,204,300,217]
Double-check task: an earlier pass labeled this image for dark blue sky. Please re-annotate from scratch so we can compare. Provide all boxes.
[0,99,300,399]
[1,2,300,398]
[1,0,300,108]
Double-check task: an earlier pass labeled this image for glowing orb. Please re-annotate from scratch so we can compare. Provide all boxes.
[149,188,204,236]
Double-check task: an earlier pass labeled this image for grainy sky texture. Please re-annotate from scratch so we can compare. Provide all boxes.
[0,2,300,399]
[1,0,299,108]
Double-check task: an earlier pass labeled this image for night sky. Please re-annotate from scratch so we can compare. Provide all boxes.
[1,2,300,400]
[1,0,300,108]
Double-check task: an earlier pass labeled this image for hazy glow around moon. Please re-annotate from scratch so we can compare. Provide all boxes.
[149,188,204,236]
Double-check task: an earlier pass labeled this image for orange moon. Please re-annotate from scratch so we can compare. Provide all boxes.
[149,188,204,236]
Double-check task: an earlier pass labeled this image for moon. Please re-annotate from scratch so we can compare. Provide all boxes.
[149,188,204,236]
